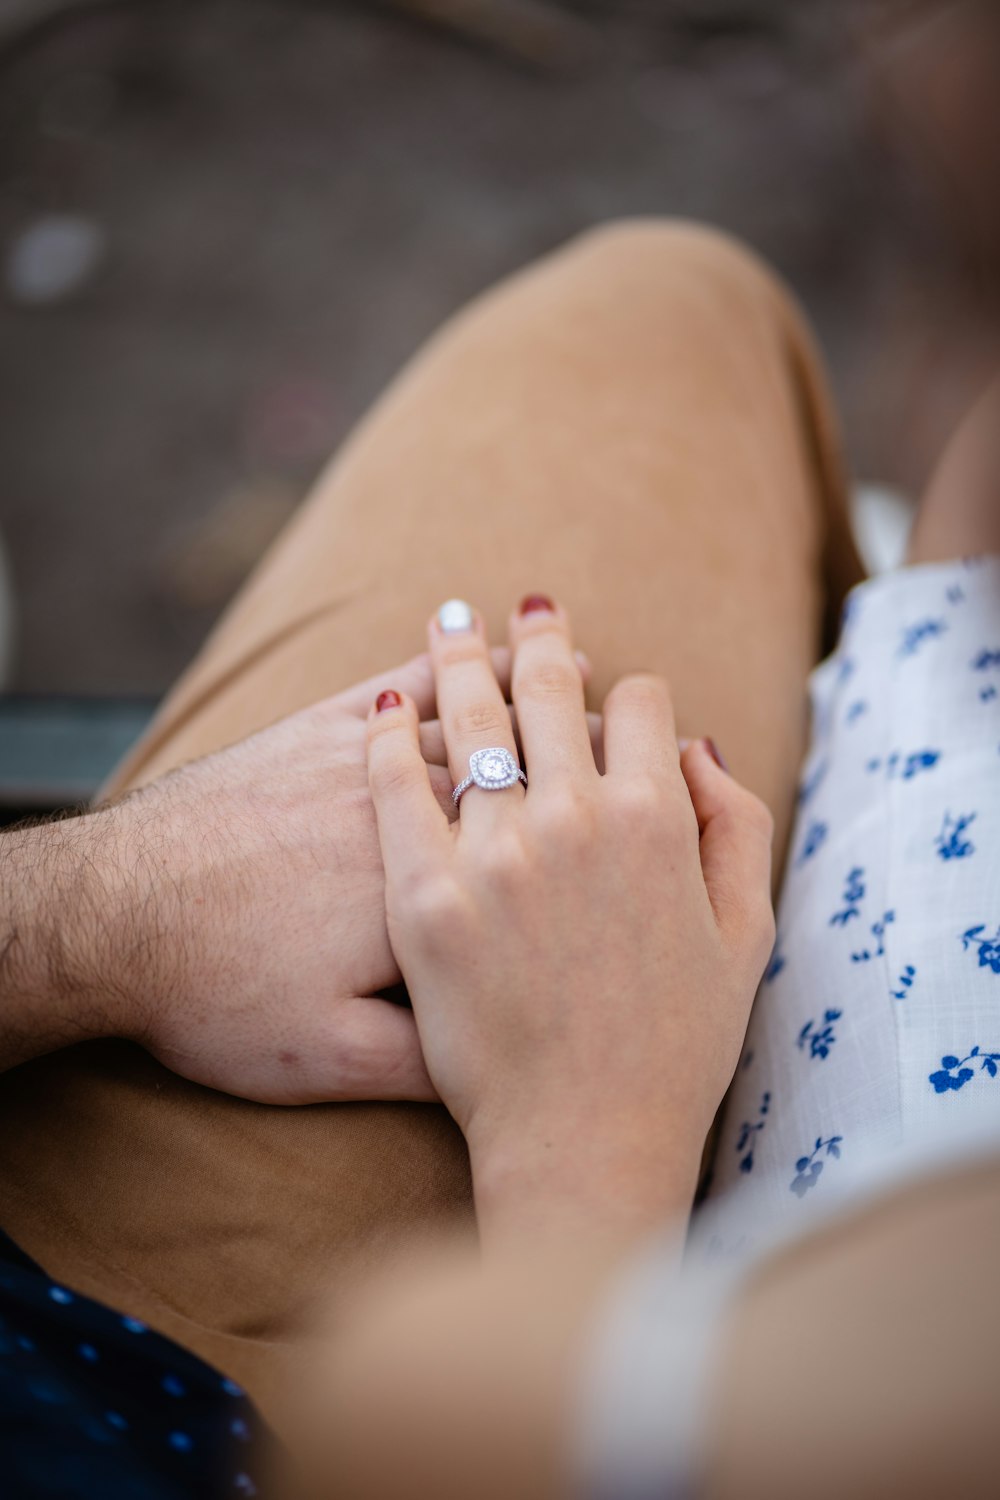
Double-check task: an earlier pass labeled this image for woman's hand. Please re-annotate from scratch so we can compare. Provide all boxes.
[367,597,776,1244]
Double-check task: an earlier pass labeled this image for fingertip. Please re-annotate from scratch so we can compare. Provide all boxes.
[430,598,482,643]
[368,688,418,729]
[508,594,569,640]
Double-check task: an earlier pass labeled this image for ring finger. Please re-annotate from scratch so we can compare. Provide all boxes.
[429,598,525,828]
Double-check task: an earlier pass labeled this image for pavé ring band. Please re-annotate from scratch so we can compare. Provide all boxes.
[452,747,527,807]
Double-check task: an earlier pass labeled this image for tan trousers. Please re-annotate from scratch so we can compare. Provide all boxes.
[0,221,862,1430]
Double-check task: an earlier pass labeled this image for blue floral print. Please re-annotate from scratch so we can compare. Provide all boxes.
[763,943,785,983]
[797,759,828,806]
[829,867,865,927]
[790,1136,843,1197]
[797,1009,842,1060]
[971,648,1000,671]
[845,699,868,726]
[959,925,1000,974]
[891,965,916,1000]
[865,750,941,780]
[979,684,997,703]
[929,1046,1000,1094]
[898,619,947,657]
[736,1092,771,1175]
[851,911,895,963]
[936,812,976,861]
[946,584,965,605]
[796,821,828,867]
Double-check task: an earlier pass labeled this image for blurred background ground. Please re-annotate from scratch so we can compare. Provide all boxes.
[0,0,997,698]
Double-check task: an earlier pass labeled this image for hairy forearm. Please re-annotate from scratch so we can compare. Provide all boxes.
[0,811,137,1071]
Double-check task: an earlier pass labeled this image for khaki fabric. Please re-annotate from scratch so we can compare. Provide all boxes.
[0,221,863,1433]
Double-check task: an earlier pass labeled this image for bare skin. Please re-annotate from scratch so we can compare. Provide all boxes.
[366,596,774,1249]
[0,649,515,1099]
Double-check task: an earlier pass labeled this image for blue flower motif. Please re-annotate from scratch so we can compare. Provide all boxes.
[735,1091,771,1175]
[796,821,828,867]
[845,700,868,726]
[971,648,1000,671]
[929,1046,1000,1094]
[891,964,916,1000]
[936,811,976,861]
[980,685,998,703]
[898,618,947,658]
[960,925,1000,974]
[946,584,965,605]
[790,1135,843,1197]
[902,750,941,779]
[764,941,785,983]
[851,910,895,963]
[797,1009,842,1060]
[865,749,941,780]
[829,866,865,927]
[797,760,829,806]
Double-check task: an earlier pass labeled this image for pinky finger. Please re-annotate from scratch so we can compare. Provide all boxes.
[367,690,449,885]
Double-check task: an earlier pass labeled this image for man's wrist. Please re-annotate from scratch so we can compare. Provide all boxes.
[0,807,151,1070]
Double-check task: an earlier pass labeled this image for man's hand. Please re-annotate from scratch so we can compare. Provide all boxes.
[0,653,486,1103]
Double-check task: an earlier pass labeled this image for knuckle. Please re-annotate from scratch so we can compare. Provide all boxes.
[606,672,672,715]
[452,701,510,740]
[480,829,528,884]
[534,789,598,851]
[437,639,488,670]
[517,661,581,703]
[740,791,775,842]
[371,755,424,800]
[402,872,465,931]
[610,775,668,825]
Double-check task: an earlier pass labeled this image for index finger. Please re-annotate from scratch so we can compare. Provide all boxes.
[367,690,449,885]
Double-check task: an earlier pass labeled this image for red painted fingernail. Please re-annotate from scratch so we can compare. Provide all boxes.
[704,738,730,773]
[519,593,555,615]
[376,690,402,713]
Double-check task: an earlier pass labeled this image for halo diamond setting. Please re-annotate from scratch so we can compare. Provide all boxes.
[452,746,527,806]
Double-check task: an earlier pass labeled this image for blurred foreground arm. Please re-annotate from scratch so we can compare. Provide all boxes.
[303,1153,1000,1500]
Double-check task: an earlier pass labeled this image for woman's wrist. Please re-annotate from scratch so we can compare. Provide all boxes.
[469,1116,702,1256]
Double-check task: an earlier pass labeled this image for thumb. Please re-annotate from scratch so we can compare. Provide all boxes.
[680,740,775,958]
[265,995,440,1105]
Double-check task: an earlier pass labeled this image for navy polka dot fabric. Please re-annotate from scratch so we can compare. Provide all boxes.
[0,1229,268,1497]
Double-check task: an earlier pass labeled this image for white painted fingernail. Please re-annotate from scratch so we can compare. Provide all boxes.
[438,598,474,633]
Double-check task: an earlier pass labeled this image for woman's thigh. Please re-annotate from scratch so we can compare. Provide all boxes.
[0,220,861,1427]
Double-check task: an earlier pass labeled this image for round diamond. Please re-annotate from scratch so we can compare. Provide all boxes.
[470,746,519,789]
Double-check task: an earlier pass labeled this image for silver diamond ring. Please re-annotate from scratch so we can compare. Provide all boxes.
[452,746,527,807]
